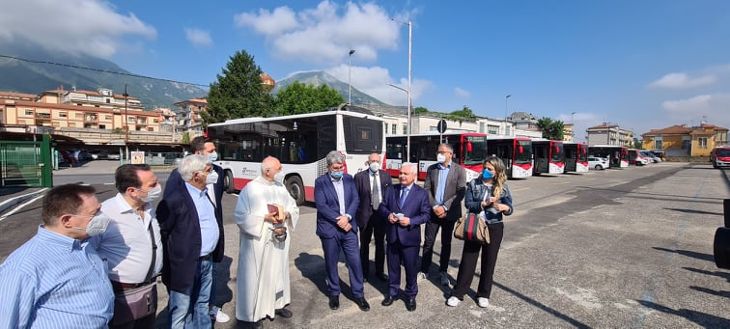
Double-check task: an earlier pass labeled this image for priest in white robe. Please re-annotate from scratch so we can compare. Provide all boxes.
[234,156,299,325]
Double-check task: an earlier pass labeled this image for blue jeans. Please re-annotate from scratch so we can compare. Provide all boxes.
[168,257,213,329]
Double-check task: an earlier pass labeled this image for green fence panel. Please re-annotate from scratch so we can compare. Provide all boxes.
[0,136,53,188]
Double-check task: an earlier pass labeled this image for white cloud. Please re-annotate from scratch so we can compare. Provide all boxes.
[662,94,713,113]
[235,1,400,63]
[0,0,156,58]
[660,94,730,128]
[185,28,213,48]
[454,87,470,98]
[326,64,431,105]
[649,72,716,89]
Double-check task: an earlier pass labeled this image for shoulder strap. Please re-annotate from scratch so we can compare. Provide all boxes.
[144,224,157,282]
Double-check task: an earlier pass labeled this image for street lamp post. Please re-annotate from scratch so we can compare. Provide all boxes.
[505,94,511,136]
[124,84,129,161]
[348,49,355,105]
[571,111,576,140]
[390,18,413,162]
[387,83,409,147]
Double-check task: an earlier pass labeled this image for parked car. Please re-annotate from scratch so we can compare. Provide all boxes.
[588,156,609,170]
[710,146,730,169]
[640,151,661,163]
[108,153,121,160]
[89,150,109,160]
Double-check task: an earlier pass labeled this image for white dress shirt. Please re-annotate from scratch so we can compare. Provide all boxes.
[97,193,163,284]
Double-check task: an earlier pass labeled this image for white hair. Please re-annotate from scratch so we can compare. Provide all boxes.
[179,154,209,181]
[326,150,345,166]
[401,162,417,175]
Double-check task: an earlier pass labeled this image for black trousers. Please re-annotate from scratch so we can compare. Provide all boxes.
[451,222,504,299]
[360,213,387,276]
[420,217,456,274]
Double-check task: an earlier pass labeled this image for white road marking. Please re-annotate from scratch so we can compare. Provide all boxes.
[0,193,47,222]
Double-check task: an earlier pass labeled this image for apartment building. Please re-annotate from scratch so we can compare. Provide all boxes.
[586,123,634,147]
[642,123,728,158]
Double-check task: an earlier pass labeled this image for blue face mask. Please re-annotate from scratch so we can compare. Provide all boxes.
[482,169,494,180]
[330,171,344,180]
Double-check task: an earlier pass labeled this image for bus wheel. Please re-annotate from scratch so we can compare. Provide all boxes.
[224,170,235,193]
[285,176,305,206]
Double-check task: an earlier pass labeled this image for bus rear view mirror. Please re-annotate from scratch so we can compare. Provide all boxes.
[466,141,473,152]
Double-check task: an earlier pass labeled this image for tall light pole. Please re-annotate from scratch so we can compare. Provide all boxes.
[348,49,355,105]
[571,111,576,141]
[391,18,413,162]
[124,84,129,161]
[504,94,511,136]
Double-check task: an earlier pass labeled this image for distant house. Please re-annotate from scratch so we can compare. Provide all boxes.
[641,123,728,158]
[586,123,634,147]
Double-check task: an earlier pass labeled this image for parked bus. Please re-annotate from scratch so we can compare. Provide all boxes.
[486,136,533,178]
[588,145,628,168]
[385,132,486,182]
[627,149,649,166]
[531,139,565,175]
[206,106,386,205]
[564,142,589,173]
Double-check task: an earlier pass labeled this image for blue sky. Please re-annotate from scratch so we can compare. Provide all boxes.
[3,0,730,140]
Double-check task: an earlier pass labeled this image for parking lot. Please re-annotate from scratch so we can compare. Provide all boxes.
[1,162,729,328]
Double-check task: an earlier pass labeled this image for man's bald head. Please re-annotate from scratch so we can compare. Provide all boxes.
[261,156,283,181]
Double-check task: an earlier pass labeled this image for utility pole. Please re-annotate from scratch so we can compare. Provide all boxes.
[124,84,129,161]
[348,49,355,105]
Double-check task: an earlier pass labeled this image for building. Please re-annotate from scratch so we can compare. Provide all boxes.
[586,123,634,147]
[174,98,207,139]
[563,123,574,142]
[0,88,171,145]
[642,123,728,158]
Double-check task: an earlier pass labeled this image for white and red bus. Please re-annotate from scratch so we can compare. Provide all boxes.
[531,139,565,175]
[588,145,629,168]
[385,132,486,182]
[564,142,589,173]
[206,106,386,205]
[486,136,533,178]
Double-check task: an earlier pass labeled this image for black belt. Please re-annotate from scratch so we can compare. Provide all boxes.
[111,279,155,293]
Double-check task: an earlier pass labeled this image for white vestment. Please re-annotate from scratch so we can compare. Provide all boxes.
[234,176,299,322]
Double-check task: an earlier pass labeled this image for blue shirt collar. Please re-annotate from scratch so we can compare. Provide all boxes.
[438,162,452,170]
[36,225,84,253]
[184,182,208,197]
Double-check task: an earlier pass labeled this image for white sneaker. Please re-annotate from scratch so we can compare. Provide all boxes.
[477,297,489,308]
[417,272,428,281]
[439,272,450,286]
[446,296,461,307]
[215,309,231,323]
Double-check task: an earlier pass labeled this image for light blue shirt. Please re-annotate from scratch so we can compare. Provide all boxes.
[331,176,347,216]
[0,226,114,329]
[435,163,451,206]
[185,182,220,257]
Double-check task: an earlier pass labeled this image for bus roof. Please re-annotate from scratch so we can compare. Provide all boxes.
[208,107,385,127]
[486,135,531,141]
[387,132,486,138]
[589,145,627,148]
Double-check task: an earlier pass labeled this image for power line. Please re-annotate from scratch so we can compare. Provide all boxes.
[0,54,209,88]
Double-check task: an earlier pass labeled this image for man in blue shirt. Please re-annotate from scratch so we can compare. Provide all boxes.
[0,184,114,328]
[157,155,221,329]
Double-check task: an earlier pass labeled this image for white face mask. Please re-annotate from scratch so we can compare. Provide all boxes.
[274,171,285,183]
[437,153,447,163]
[140,184,162,203]
[207,151,218,163]
[73,213,111,237]
[369,162,380,173]
[206,171,219,185]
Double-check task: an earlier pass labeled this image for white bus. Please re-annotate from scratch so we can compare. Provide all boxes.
[206,106,386,205]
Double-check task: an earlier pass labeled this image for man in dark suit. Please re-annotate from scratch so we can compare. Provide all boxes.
[164,136,229,323]
[157,155,223,328]
[354,152,392,282]
[420,143,466,286]
[314,151,370,312]
[377,162,431,311]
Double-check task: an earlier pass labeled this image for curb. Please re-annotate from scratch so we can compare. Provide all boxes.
[0,188,48,218]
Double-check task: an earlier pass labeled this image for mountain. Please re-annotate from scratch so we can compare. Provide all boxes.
[0,41,206,108]
[273,71,387,106]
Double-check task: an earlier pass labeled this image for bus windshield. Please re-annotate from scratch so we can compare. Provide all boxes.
[515,140,532,164]
[578,147,588,161]
[551,143,564,162]
[463,136,487,165]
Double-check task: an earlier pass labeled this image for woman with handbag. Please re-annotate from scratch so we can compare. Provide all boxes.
[446,156,513,308]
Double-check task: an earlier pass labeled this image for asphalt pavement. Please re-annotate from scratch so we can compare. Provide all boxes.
[1,163,728,328]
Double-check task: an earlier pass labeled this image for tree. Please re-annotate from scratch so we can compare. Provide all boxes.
[204,50,273,125]
[414,106,429,115]
[536,117,565,140]
[181,132,190,144]
[445,105,477,122]
[274,82,344,115]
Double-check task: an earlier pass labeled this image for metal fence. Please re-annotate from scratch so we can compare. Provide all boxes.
[0,135,53,188]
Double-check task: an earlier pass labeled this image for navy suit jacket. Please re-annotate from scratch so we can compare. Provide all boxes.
[377,184,431,247]
[164,164,225,263]
[315,173,360,238]
[353,169,392,229]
